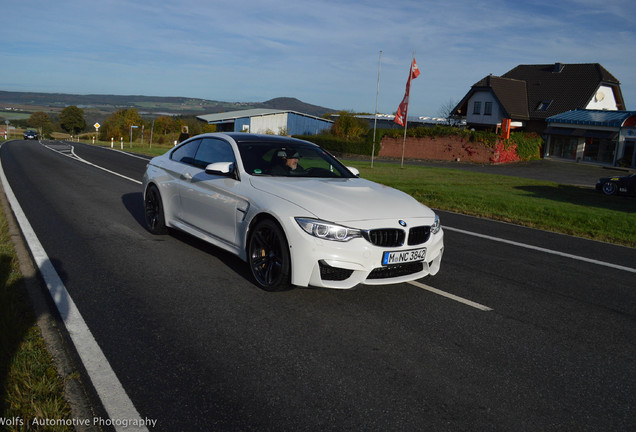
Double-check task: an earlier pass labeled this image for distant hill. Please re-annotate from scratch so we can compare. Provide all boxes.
[0,91,336,118]
[257,97,335,117]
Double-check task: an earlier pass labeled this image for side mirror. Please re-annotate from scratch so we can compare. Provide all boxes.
[347,167,360,177]
[205,162,235,177]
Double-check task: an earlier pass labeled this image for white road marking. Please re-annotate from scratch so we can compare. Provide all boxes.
[0,159,149,432]
[408,280,494,311]
[43,142,142,184]
[444,226,636,274]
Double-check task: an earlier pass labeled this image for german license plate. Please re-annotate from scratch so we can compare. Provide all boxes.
[382,247,427,266]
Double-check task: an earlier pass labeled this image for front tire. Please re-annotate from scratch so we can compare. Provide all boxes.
[602,182,618,196]
[248,219,292,291]
[144,185,168,234]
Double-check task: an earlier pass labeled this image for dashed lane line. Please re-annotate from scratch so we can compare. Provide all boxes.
[408,280,494,311]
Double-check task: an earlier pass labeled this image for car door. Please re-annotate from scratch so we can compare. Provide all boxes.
[160,138,202,216]
[177,137,247,246]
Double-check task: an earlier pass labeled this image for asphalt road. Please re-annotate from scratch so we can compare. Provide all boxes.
[2,140,635,431]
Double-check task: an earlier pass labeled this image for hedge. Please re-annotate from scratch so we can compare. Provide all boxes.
[296,126,543,162]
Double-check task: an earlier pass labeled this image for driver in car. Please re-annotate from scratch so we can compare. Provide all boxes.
[270,149,303,176]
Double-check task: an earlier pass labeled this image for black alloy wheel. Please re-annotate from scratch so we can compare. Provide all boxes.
[144,185,168,234]
[602,181,618,196]
[248,219,292,291]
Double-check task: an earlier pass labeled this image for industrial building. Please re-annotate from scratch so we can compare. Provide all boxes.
[197,109,333,136]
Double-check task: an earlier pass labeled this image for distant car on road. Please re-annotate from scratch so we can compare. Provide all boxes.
[596,173,636,196]
[142,133,444,291]
[23,130,38,140]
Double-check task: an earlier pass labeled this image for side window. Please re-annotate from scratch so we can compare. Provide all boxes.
[171,139,200,165]
[484,101,492,115]
[473,101,481,115]
[194,138,236,168]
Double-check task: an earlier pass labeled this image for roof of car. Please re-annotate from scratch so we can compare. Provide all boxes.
[219,133,317,146]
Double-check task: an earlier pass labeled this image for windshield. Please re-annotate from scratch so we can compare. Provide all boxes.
[237,141,355,178]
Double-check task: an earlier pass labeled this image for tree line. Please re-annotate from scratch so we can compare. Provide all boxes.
[23,106,215,144]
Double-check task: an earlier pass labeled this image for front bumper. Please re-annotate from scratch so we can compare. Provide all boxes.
[286,219,444,289]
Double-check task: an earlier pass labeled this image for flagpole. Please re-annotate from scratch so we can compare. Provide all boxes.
[401,52,415,168]
[371,50,382,168]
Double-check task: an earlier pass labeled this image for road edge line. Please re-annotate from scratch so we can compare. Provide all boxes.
[445,226,636,274]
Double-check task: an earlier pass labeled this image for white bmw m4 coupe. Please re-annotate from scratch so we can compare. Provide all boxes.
[142,133,444,291]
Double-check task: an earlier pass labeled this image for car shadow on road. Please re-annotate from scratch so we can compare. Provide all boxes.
[121,192,256,287]
[121,192,148,230]
[515,184,636,212]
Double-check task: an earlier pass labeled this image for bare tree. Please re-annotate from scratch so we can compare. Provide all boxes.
[437,98,459,126]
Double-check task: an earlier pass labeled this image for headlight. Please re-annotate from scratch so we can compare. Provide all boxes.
[295,218,362,242]
[431,214,441,234]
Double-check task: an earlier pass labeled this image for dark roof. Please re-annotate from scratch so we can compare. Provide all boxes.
[502,63,623,119]
[471,75,529,119]
[452,63,625,123]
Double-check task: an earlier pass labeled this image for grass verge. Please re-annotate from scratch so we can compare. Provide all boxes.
[80,138,175,158]
[0,203,73,430]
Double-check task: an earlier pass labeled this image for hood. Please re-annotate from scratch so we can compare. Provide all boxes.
[249,176,433,222]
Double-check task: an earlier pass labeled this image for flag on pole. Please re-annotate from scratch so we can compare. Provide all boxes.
[394,94,409,126]
[410,58,421,80]
[394,58,420,126]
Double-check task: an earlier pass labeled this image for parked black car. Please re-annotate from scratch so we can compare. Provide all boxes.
[596,173,636,196]
[23,130,38,140]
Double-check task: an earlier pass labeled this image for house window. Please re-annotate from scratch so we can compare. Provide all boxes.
[484,102,493,115]
[536,100,553,111]
[473,101,481,115]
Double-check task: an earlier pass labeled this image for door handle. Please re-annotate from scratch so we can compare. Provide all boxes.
[183,172,193,181]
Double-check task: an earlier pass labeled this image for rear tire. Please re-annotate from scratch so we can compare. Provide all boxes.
[144,185,168,234]
[248,219,292,291]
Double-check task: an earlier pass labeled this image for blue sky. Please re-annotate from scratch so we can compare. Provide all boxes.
[2,0,635,116]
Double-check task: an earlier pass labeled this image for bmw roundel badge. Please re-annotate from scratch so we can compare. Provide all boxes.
[399,220,407,227]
